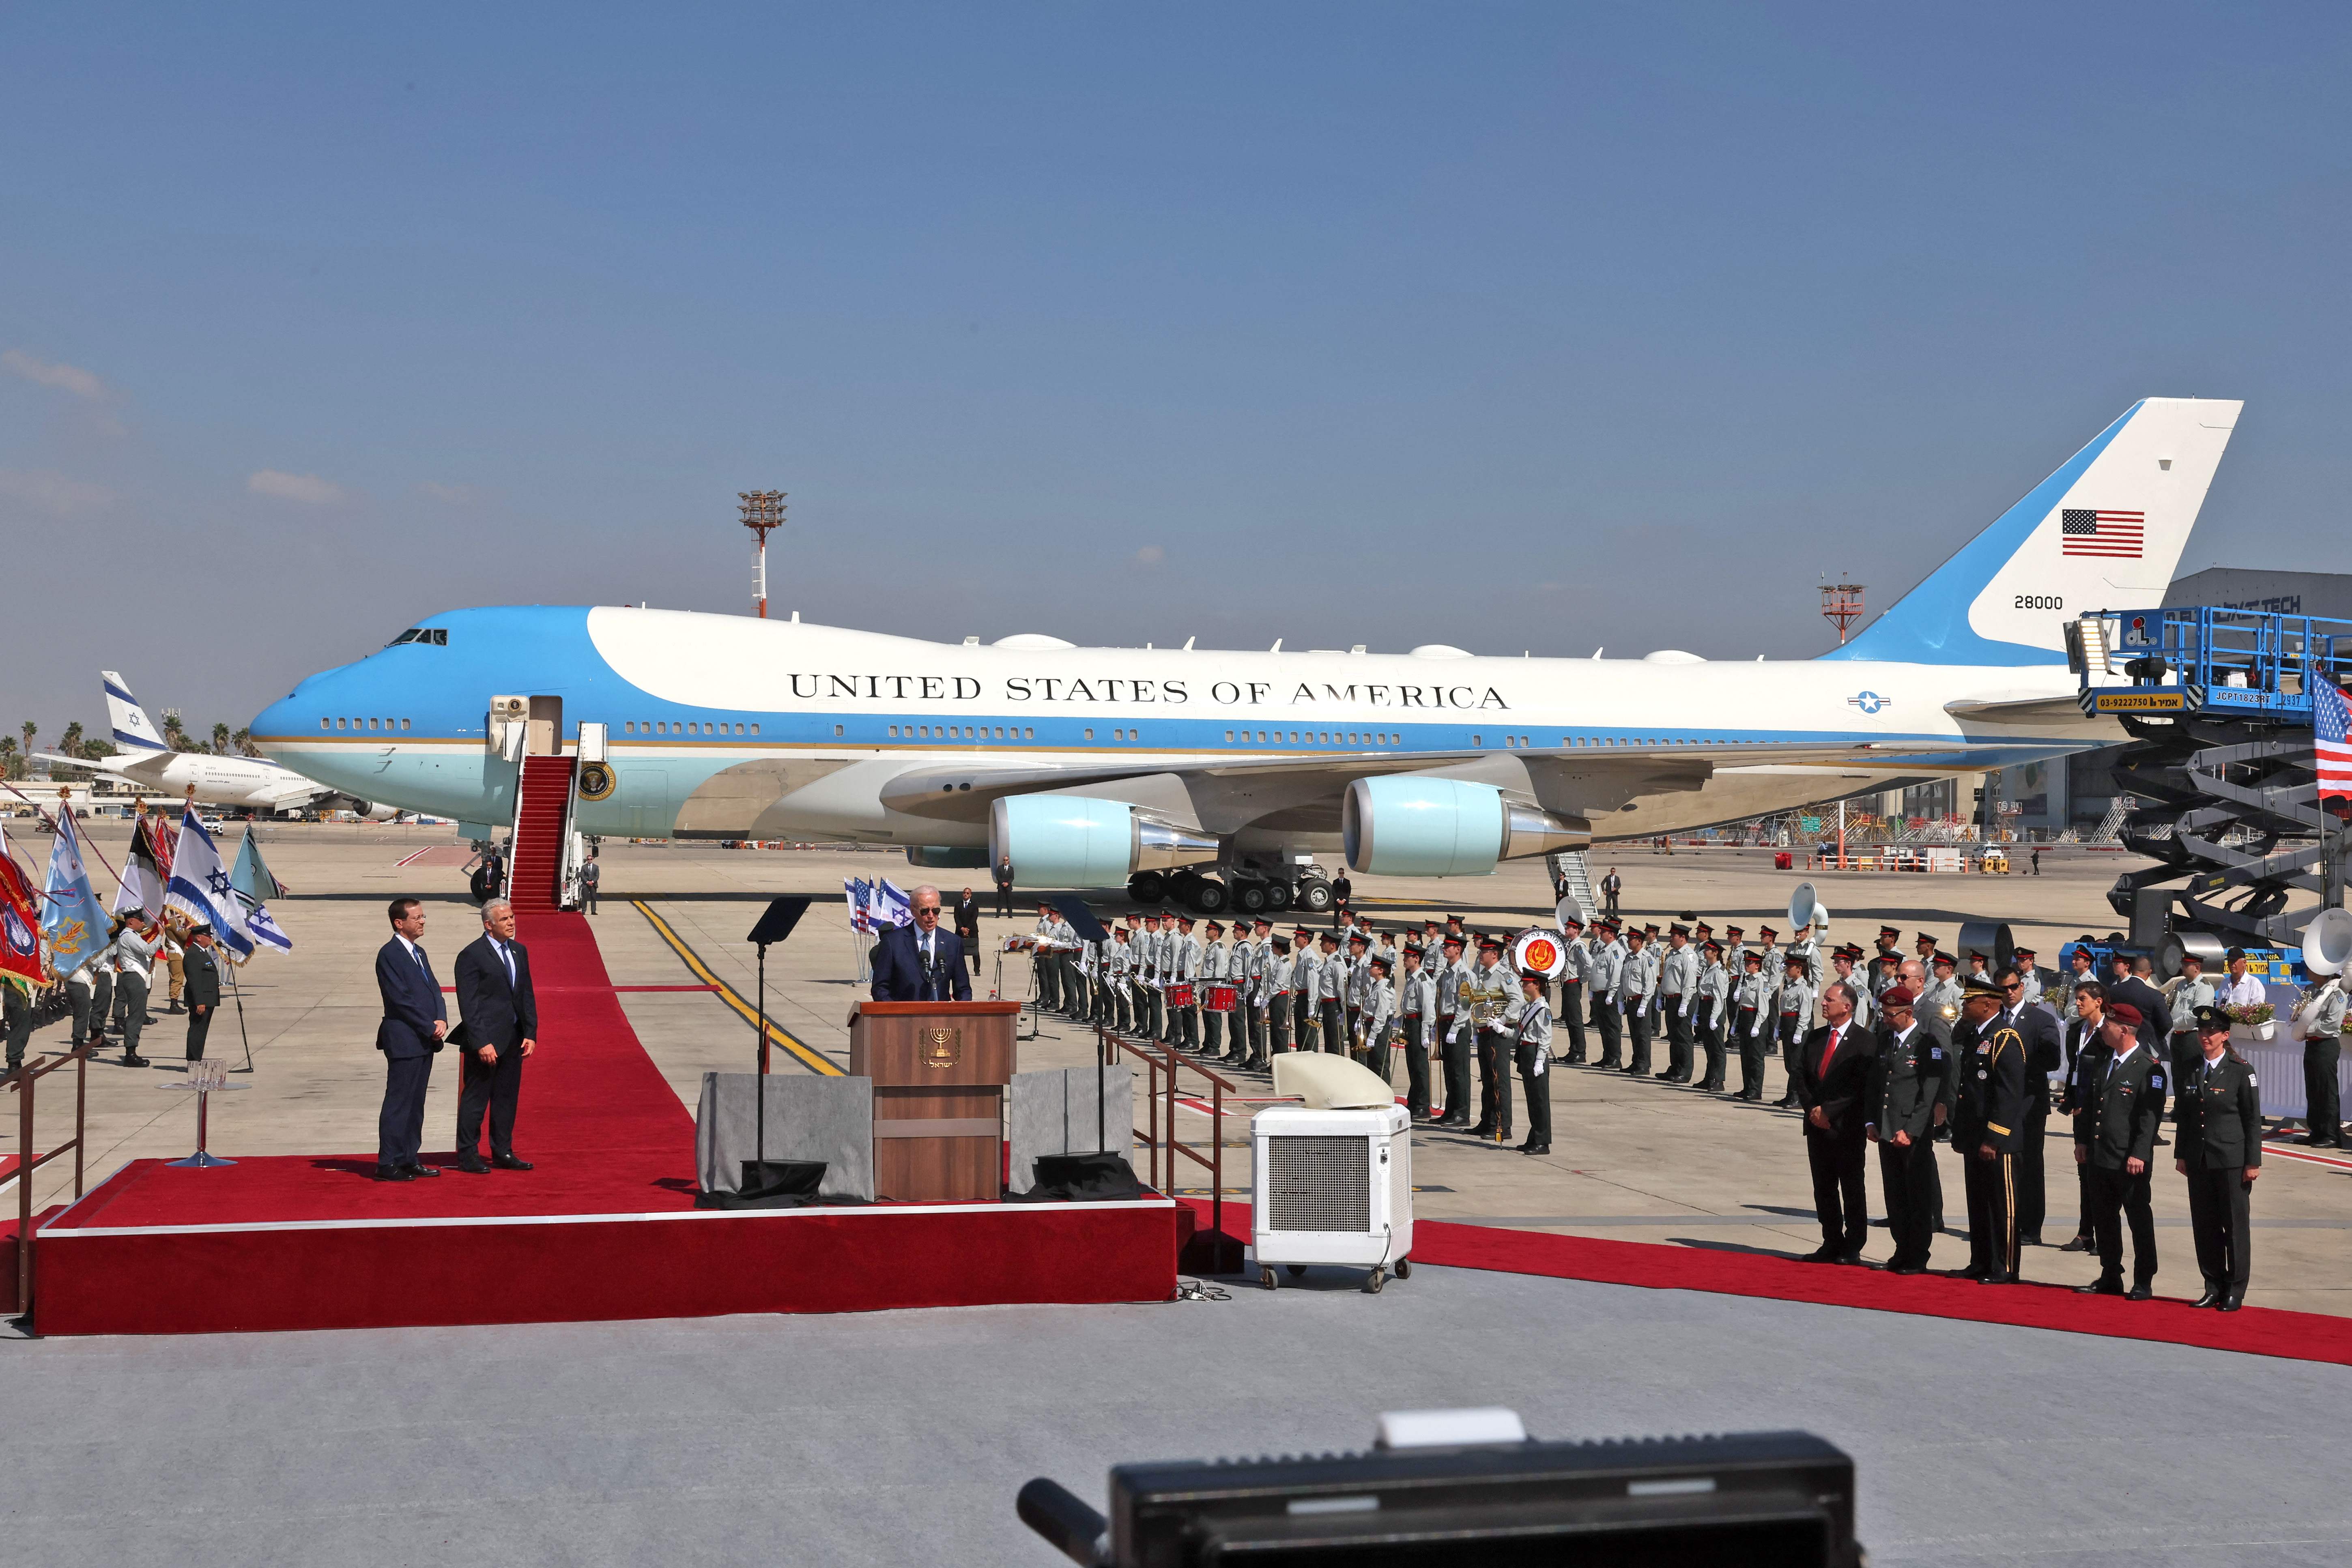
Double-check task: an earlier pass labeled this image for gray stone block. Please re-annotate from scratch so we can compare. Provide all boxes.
[696,1073,875,1200]
[1006,1064,1134,1194]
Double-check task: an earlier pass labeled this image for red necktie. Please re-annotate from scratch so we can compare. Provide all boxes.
[1819,1027,1841,1074]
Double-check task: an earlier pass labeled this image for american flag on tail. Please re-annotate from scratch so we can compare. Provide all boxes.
[2060,509,2145,558]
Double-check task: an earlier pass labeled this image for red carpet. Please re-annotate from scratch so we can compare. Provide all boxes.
[32,913,1178,1334]
[1185,1200,2352,1369]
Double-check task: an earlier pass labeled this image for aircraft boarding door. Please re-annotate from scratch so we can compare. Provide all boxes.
[527,696,564,756]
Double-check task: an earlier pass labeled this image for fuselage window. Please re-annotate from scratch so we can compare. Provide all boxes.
[319,718,330,730]
[1473,734,1483,746]
[401,719,411,732]
[750,723,759,735]
[833,724,843,737]
[1083,728,1094,741]
[888,725,899,738]
[335,717,346,730]
[1022,727,1033,739]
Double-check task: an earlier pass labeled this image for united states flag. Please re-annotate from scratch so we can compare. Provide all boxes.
[2318,679,2352,814]
[2060,508,2146,557]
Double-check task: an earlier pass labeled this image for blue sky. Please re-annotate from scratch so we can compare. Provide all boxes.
[4,3,2348,735]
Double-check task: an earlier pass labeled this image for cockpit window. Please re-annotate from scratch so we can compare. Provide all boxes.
[387,628,450,647]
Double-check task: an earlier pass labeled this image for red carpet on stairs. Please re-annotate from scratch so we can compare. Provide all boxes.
[33,911,1179,1333]
[1183,1199,2352,1369]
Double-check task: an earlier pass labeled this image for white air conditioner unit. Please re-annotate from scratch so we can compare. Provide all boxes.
[1251,1102,1413,1293]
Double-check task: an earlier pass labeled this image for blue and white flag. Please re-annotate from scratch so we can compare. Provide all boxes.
[869,877,913,929]
[166,804,254,958]
[239,896,293,954]
[42,805,115,974]
[227,828,293,955]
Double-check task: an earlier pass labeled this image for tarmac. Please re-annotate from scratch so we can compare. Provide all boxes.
[6,824,2351,1565]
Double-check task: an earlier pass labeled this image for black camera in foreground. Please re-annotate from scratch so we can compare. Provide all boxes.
[1020,1409,1862,1567]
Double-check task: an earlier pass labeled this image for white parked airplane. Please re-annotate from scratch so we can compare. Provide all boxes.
[251,397,2237,909]
[32,671,398,818]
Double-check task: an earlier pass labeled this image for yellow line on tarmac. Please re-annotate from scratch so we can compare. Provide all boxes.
[631,900,843,1077]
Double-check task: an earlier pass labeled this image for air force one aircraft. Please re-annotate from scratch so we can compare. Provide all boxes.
[32,672,398,818]
[252,397,2237,905]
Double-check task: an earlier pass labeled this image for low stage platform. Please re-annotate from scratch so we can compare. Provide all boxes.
[26,913,1177,1336]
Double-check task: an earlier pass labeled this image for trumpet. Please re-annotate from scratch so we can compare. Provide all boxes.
[1460,984,1514,1029]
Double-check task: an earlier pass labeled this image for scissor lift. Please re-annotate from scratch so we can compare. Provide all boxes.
[2071,605,2351,957]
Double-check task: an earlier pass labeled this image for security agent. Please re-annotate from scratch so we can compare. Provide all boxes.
[1654,923,1698,1084]
[1865,986,1947,1274]
[870,885,972,1001]
[1512,971,1553,1155]
[1992,965,2065,1247]
[2055,981,2107,1255]
[2175,1005,2263,1310]
[451,898,541,1173]
[373,899,448,1181]
[2071,1000,2165,1300]
[1792,980,1876,1264]
[1950,976,2030,1283]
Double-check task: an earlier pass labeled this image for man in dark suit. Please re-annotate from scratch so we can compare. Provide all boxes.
[870,884,971,1002]
[1993,967,2064,1246]
[1792,980,1877,1263]
[2106,958,2168,1057]
[374,897,447,1180]
[2055,982,2108,1254]
[2072,1001,2166,1299]
[451,898,540,1174]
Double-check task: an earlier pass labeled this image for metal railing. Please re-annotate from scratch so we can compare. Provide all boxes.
[1095,1022,1240,1255]
[8,1044,92,1316]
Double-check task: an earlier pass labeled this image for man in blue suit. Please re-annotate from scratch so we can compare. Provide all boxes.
[870,884,971,1002]
[451,898,541,1174]
[374,897,447,1180]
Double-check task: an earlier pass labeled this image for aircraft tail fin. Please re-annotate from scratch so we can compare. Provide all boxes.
[1822,398,2241,666]
[103,670,169,753]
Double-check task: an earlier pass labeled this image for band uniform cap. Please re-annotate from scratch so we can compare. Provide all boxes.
[2106,1001,2145,1028]
[1881,986,1916,1008]
[1724,925,1745,936]
[1668,923,1691,937]
[1759,925,1778,938]
[1478,937,1504,951]
[1961,975,2004,999]
[1403,943,1425,957]
[1702,940,1723,955]
[1917,932,1939,944]
[1271,934,1292,950]
[1204,919,1224,932]
[1784,952,1807,968]
[1933,951,1957,967]
[1741,949,1763,964]
[1441,934,1465,947]
[1879,925,1902,939]
[1176,915,1195,926]
[1367,955,1392,971]
[2193,1004,2231,1031]
[2013,946,2036,959]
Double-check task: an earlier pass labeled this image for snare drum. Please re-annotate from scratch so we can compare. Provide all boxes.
[1167,982,1197,1008]
[1206,984,1238,1013]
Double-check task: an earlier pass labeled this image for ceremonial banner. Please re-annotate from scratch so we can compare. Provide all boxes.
[165,803,254,958]
[113,815,167,918]
[845,876,873,934]
[42,806,113,974]
[228,827,294,954]
[0,829,45,987]
[867,877,912,930]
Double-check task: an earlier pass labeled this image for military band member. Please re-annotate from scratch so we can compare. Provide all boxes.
[1642,923,1667,1037]
[2058,942,2099,1023]
[1195,921,1229,1057]
[2073,1000,2165,1300]
[2161,952,2218,1114]
[1865,986,1946,1273]
[1105,926,1133,1033]
[1830,947,1874,1031]
[1135,912,1163,1041]
[1261,932,1293,1064]
[1173,915,1205,1048]
[1694,939,1730,1091]
[2176,1005,2262,1309]
[1315,931,1347,1055]
[1733,948,1772,1100]
[1919,951,1964,1139]
[1470,937,1517,1138]
[1361,954,1396,1080]
[1513,971,1553,1155]
[1342,928,1372,1051]
[1434,934,1471,1124]
[1617,926,1655,1077]
[1290,926,1319,1054]
[1868,926,1905,998]
[1032,905,1062,1013]
[1773,953,1815,1109]
[1951,977,2030,1283]
[2294,963,2348,1147]
[1591,920,1627,1069]
[2011,946,2049,1012]
[1655,923,1698,1084]
[1397,944,1436,1118]
[1557,916,1592,1064]
[1757,925,1784,992]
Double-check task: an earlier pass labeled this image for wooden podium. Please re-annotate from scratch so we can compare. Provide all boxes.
[849,1001,1020,1201]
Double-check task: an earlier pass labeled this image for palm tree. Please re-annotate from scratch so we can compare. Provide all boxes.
[231,727,256,757]
[0,736,17,780]
[61,720,84,754]
[211,721,231,755]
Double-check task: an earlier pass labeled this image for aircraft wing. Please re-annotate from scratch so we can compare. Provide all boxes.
[1943,694,2117,732]
[27,752,150,783]
[879,737,1951,835]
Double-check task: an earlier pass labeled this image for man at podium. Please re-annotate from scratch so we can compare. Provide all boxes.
[871,885,972,1002]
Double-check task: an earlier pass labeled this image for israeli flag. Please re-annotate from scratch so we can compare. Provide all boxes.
[42,806,115,974]
[869,878,913,929]
[166,804,254,958]
[239,895,293,954]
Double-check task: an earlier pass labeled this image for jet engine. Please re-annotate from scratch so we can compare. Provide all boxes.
[1341,776,1588,877]
[989,795,1218,889]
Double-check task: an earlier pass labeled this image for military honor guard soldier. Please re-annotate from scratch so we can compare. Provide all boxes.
[2176,1005,2262,1310]
[1951,976,2030,1283]
[2070,999,2165,1300]
[1732,947,1772,1100]
[1556,916,1591,1064]
[1397,943,1436,1119]
[1864,986,1946,1274]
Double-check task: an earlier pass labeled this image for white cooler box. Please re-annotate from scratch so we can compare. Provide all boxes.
[1251,1101,1414,1292]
